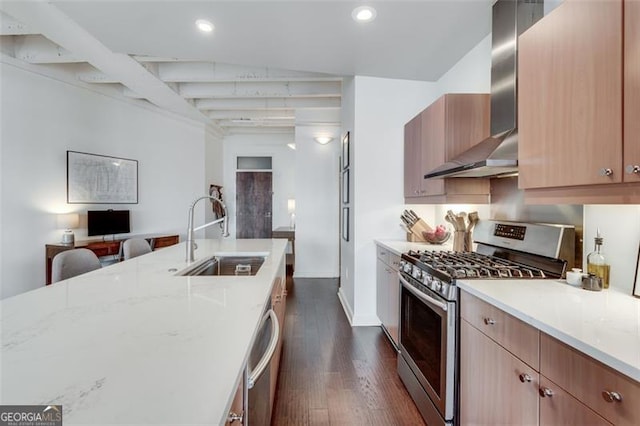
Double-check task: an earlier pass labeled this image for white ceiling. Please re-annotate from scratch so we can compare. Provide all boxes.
[0,0,492,134]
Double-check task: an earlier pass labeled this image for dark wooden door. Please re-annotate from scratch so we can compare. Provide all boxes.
[236,172,273,238]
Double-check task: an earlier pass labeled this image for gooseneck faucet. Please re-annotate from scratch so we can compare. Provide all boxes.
[186,196,230,262]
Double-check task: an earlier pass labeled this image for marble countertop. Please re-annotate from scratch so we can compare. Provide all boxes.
[458,279,640,382]
[375,239,454,256]
[1,238,287,425]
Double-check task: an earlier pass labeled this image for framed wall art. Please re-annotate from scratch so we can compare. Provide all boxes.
[342,169,349,204]
[67,151,138,204]
[633,242,640,298]
[342,131,350,170]
[342,207,349,241]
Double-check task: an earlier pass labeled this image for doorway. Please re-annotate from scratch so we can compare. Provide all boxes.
[236,171,273,238]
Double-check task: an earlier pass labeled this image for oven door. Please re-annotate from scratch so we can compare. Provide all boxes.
[398,272,456,421]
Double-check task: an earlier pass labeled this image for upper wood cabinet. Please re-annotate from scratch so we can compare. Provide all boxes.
[404,93,491,204]
[518,0,640,203]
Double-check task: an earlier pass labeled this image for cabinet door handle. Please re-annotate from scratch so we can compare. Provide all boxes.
[625,165,640,174]
[602,390,622,403]
[539,387,554,398]
[519,373,532,383]
[599,168,613,177]
[483,317,496,325]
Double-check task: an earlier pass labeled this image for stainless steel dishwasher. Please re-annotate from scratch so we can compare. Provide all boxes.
[232,306,279,425]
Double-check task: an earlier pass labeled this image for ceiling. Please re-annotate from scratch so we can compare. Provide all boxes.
[0,1,492,135]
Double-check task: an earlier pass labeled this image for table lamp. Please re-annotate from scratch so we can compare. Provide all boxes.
[57,213,80,244]
[287,199,295,229]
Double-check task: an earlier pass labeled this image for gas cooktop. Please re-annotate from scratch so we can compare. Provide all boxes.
[404,250,548,279]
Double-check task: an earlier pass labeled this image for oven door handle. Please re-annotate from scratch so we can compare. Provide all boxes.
[399,273,448,312]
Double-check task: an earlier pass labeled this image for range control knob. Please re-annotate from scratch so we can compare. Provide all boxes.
[412,268,422,279]
[432,280,442,292]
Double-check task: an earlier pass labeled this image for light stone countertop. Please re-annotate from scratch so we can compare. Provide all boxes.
[0,238,287,425]
[457,279,640,382]
[375,239,454,256]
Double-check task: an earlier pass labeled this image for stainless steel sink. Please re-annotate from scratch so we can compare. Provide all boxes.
[179,256,265,276]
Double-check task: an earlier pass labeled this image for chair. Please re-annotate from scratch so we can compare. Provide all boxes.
[51,248,102,283]
[122,238,152,260]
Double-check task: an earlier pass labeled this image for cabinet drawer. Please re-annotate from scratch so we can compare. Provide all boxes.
[461,291,539,370]
[540,334,640,426]
[86,242,121,257]
[388,253,401,272]
[151,235,179,250]
[376,246,389,265]
[539,375,612,426]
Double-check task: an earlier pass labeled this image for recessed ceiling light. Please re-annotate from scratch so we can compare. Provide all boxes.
[352,6,377,23]
[314,136,333,145]
[195,19,214,33]
[287,143,296,150]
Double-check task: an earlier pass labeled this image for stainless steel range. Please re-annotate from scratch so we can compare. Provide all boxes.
[397,220,575,426]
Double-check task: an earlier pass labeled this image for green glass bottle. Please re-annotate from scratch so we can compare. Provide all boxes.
[586,229,610,289]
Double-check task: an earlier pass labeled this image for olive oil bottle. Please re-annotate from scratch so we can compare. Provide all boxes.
[587,229,610,289]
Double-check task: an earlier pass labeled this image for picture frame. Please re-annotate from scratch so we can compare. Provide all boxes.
[342,207,349,241]
[342,131,350,170]
[67,150,138,204]
[633,242,640,298]
[342,169,349,204]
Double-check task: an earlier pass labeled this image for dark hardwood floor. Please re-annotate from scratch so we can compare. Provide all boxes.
[272,278,426,426]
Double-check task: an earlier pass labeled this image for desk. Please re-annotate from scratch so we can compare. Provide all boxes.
[272,227,294,272]
[45,234,179,285]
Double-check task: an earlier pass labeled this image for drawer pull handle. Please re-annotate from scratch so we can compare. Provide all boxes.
[519,373,532,383]
[539,387,554,398]
[599,168,613,177]
[625,165,640,174]
[602,390,622,403]
[483,318,496,325]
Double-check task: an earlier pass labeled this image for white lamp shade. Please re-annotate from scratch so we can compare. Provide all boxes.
[287,199,296,213]
[57,213,79,230]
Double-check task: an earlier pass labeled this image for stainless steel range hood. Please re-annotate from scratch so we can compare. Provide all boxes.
[424,0,543,179]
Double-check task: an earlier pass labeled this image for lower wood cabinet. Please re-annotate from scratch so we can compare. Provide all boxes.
[375,245,400,347]
[539,375,611,426]
[460,319,539,425]
[540,334,640,426]
[269,274,287,409]
[460,290,640,426]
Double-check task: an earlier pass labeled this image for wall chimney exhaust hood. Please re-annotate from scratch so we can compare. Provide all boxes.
[424,0,543,179]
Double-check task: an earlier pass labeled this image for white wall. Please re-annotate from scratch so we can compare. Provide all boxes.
[583,206,640,294]
[341,76,440,325]
[295,125,340,278]
[204,126,224,238]
[436,34,491,95]
[222,133,295,241]
[1,62,207,299]
[339,77,356,319]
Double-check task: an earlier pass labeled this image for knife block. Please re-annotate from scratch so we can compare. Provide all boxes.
[409,219,433,241]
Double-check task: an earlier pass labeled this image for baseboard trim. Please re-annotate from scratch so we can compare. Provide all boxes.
[351,314,382,327]
[337,287,354,326]
[337,288,381,327]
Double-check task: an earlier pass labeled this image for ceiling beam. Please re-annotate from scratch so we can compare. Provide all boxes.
[12,34,83,63]
[0,11,34,35]
[225,127,295,136]
[179,81,341,99]
[207,110,295,120]
[216,119,295,128]
[157,61,342,83]
[196,97,341,110]
[0,1,214,125]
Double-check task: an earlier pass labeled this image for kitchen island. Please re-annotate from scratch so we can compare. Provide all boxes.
[1,238,287,425]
